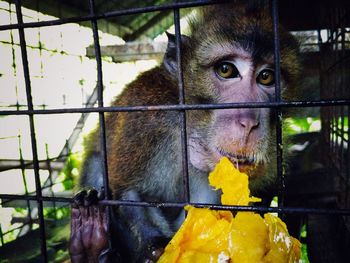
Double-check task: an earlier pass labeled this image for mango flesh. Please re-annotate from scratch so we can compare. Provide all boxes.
[208,157,261,206]
[158,157,301,263]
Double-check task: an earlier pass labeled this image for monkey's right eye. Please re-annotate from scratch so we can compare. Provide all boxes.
[215,62,240,79]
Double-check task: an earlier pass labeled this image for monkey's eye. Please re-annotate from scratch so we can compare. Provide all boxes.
[257,69,275,86]
[215,62,240,79]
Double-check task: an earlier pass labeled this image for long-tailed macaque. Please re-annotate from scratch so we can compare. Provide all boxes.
[69,2,300,262]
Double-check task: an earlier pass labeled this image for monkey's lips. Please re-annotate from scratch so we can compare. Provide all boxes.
[216,148,257,173]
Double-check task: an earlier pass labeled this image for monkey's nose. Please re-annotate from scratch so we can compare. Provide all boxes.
[238,118,260,132]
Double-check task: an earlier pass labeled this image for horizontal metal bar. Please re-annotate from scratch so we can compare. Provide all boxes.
[2,195,71,208]
[1,193,350,216]
[0,99,349,116]
[0,158,65,172]
[101,200,350,216]
[0,0,226,31]
[0,194,71,203]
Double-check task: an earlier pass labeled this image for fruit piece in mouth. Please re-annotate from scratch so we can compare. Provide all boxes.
[217,148,256,172]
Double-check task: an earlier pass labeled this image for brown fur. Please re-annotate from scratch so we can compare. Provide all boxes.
[106,67,179,194]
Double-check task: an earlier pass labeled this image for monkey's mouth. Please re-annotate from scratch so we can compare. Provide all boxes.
[217,148,256,171]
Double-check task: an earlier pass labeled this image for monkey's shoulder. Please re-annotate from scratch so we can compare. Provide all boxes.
[112,66,178,107]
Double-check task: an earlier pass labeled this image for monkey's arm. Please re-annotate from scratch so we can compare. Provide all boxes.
[71,72,183,262]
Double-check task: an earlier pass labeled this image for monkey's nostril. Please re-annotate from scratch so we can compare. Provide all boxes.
[238,119,260,131]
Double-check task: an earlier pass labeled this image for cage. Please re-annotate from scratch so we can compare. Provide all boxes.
[0,0,349,262]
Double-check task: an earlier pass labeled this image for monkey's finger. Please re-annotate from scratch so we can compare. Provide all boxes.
[98,187,105,200]
[72,190,87,208]
[84,188,98,206]
[70,206,82,231]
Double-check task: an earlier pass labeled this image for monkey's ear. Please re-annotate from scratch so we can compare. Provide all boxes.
[163,32,190,76]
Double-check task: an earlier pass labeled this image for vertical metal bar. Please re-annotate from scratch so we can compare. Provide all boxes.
[45,144,57,220]
[173,7,190,204]
[271,0,285,208]
[14,0,48,261]
[88,0,112,249]
[19,135,33,225]
[346,106,350,204]
[8,0,20,111]
[0,224,3,246]
[339,17,349,206]
[330,11,337,170]
[341,13,350,207]
[88,0,111,199]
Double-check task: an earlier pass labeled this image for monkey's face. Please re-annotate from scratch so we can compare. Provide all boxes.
[186,44,277,186]
[164,4,300,189]
[178,4,301,190]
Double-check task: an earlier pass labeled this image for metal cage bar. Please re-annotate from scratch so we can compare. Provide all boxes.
[1,99,349,116]
[0,1,226,31]
[14,0,48,260]
[173,7,191,204]
[87,0,114,251]
[271,0,285,209]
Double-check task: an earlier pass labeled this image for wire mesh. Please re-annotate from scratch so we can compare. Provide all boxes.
[319,3,350,259]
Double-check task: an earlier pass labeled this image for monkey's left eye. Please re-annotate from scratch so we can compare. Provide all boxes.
[215,62,240,79]
[257,69,275,86]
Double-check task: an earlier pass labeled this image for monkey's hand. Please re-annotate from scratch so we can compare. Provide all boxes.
[69,189,117,263]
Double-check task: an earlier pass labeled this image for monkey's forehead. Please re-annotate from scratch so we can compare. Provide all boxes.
[194,43,271,68]
[188,4,298,64]
[188,24,299,78]
[193,35,275,66]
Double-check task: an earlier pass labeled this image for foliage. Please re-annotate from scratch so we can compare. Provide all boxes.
[285,117,321,135]
[300,224,310,263]
[57,152,81,191]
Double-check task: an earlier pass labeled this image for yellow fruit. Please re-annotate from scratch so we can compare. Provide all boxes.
[157,157,301,263]
[229,212,268,262]
[263,214,302,263]
[208,157,261,205]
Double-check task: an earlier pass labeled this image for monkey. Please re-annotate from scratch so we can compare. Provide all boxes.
[69,2,300,262]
